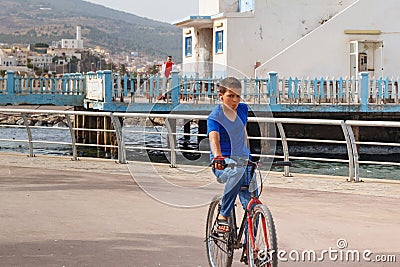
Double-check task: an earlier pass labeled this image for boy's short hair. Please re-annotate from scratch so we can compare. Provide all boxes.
[218,77,242,95]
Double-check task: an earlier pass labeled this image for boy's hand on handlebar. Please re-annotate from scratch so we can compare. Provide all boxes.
[212,156,227,170]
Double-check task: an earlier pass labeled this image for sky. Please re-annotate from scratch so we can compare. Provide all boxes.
[84,0,199,23]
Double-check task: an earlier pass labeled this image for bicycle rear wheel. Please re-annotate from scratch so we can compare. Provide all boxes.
[205,196,233,267]
[247,204,278,267]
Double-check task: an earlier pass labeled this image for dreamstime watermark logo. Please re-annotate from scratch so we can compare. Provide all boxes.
[257,239,397,264]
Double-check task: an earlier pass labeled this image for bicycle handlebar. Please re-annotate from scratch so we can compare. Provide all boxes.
[212,159,292,169]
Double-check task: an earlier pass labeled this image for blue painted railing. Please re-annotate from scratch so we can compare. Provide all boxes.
[0,70,85,106]
[1,69,400,112]
[108,70,400,112]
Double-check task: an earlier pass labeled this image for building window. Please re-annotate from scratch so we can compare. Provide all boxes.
[185,36,192,56]
[216,30,224,53]
[239,0,254,12]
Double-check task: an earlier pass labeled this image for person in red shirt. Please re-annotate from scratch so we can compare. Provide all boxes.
[162,56,174,78]
[158,56,174,101]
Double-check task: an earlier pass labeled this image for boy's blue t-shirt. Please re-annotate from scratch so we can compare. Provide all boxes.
[207,102,250,159]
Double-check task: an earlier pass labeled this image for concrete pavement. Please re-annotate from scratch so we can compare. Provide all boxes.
[0,153,399,266]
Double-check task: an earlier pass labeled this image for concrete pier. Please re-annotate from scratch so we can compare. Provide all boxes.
[0,153,399,266]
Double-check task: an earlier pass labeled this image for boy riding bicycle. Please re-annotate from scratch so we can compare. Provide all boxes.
[207,77,256,234]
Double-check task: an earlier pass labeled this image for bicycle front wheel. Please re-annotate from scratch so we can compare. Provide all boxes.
[205,196,233,267]
[247,204,278,267]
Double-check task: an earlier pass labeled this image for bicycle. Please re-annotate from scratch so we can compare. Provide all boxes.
[205,160,292,267]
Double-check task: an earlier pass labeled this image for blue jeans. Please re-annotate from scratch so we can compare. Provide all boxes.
[212,159,257,218]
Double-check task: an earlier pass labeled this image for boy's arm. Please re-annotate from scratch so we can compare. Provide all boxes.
[209,130,227,170]
[209,131,222,157]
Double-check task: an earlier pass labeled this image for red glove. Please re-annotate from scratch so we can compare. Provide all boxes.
[212,156,227,170]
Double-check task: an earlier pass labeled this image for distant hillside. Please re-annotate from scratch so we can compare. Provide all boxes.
[0,0,182,61]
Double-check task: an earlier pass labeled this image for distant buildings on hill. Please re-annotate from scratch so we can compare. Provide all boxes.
[0,25,163,76]
[52,26,84,50]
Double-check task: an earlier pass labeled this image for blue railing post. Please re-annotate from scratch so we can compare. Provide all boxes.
[171,68,179,105]
[360,72,369,112]
[183,76,188,99]
[51,76,56,94]
[338,77,344,99]
[61,74,67,94]
[294,77,300,99]
[6,70,15,95]
[288,77,293,99]
[130,75,135,95]
[384,77,390,99]
[124,73,128,97]
[103,70,113,102]
[149,75,154,102]
[155,75,160,98]
[268,71,277,105]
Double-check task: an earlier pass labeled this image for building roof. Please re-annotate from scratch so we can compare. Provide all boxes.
[173,15,212,28]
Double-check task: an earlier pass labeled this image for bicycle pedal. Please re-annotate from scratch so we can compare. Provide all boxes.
[211,229,229,239]
[240,254,248,264]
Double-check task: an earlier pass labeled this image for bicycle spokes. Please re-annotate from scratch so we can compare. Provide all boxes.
[247,204,277,267]
[206,198,234,267]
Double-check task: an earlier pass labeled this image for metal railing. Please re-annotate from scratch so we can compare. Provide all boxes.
[1,108,399,182]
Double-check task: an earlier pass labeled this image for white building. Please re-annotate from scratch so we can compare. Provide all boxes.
[29,54,53,68]
[0,46,28,66]
[175,0,400,79]
[0,54,17,67]
[61,26,84,49]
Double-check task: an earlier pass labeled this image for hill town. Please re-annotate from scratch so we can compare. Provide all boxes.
[1,25,166,76]
[0,0,182,77]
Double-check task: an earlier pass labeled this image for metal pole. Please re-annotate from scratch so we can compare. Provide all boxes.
[276,122,290,177]
[110,114,126,164]
[21,114,34,157]
[345,124,360,182]
[65,114,78,161]
[340,121,355,182]
[165,118,177,168]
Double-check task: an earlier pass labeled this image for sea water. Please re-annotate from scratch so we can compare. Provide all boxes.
[0,125,399,180]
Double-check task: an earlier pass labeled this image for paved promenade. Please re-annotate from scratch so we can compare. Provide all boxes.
[0,153,399,266]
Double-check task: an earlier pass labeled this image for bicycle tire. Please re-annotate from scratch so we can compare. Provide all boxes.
[205,196,234,267]
[247,204,278,267]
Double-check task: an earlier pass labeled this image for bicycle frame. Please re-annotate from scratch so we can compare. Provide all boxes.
[246,197,266,250]
[231,197,264,250]
[229,163,261,247]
